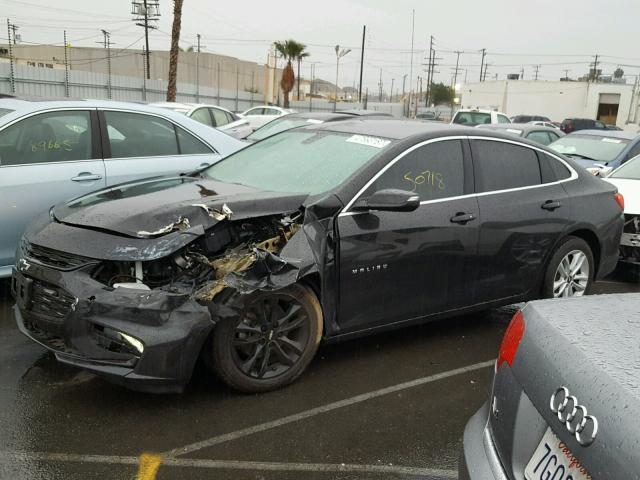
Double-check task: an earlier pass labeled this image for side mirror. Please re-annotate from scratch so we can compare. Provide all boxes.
[353,189,420,212]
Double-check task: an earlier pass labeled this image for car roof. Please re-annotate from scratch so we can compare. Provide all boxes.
[477,123,559,134]
[301,117,517,141]
[570,129,638,140]
[281,111,355,121]
[338,109,393,117]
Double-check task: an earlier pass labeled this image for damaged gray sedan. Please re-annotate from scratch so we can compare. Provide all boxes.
[12,119,623,393]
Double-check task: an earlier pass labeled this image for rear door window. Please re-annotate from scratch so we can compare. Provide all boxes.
[472,140,542,192]
[526,131,553,146]
[211,108,230,127]
[0,110,92,166]
[190,108,213,127]
[539,152,572,183]
[497,114,511,124]
[176,127,214,155]
[453,112,491,126]
[245,108,264,116]
[364,140,465,201]
[104,111,179,158]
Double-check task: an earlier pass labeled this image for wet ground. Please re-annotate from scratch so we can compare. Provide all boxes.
[0,270,638,480]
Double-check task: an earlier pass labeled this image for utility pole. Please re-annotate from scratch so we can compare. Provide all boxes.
[483,63,489,82]
[334,45,351,112]
[408,9,415,117]
[425,36,434,106]
[9,22,19,45]
[590,54,600,82]
[99,30,113,99]
[358,25,366,103]
[534,64,540,81]
[563,69,570,81]
[132,0,160,80]
[402,74,407,98]
[6,19,15,93]
[390,78,395,102]
[195,33,203,102]
[63,30,70,97]
[479,48,486,82]
[141,47,147,100]
[520,66,524,80]
[378,68,383,101]
[450,51,462,119]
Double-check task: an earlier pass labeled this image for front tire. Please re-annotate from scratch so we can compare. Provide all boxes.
[542,236,594,298]
[207,284,323,393]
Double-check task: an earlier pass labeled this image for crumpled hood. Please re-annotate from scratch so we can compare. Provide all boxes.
[53,177,309,238]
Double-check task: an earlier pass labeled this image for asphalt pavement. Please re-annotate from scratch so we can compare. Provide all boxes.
[0,270,637,480]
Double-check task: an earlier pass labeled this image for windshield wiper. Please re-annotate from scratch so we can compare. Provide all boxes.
[564,153,599,161]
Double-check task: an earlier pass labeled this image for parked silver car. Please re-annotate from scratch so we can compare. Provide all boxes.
[151,102,252,139]
[0,97,245,278]
[460,294,640,479]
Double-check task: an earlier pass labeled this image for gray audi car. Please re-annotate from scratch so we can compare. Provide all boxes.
[460,293,640,479]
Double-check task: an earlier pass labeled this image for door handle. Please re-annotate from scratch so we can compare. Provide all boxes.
[541,200,562,211]
[450,212,476,224]
[71,173,103,182]
[199,163,210,168]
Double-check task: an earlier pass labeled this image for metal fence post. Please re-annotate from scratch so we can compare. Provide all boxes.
[217,63,221,105]
[63,30,70,97]
[7,19,15,94]
[251,71,254,107]
[235,67,239,112]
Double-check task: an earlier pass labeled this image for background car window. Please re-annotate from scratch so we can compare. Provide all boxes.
[176,127,214,154]
[0,108,13,119]
[211,108,230,127]
[453,112,490,126]
[526,131,553,146]
[224,111,237,123]
[364,140,465,201]
[497,114,511,124]
[473,140,541,192]
[595,121,606,129]
[264,108,280,116]
[625,142,640,161]
[105,111,179,158]
[245,108,263,116]
[190,108,213,127]
[0,111,91,166]
[538,152,571,183]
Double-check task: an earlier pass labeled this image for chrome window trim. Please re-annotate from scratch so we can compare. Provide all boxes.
[339,135,578,217]
[101,107,218,155]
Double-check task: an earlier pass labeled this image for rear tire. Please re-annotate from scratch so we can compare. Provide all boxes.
[542,236,594,298]
[207,284,323,393]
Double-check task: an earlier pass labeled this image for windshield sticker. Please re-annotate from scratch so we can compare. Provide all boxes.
[306,119,323,124]
[346,135,391,149]
[601,138,622,143]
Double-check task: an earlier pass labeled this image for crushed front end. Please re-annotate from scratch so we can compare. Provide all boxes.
[12,203,309,393]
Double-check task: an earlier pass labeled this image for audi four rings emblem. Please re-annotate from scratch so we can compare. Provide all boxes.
[550,386,598,447]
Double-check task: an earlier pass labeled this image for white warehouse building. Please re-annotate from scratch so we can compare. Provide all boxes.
[459,80,640,129]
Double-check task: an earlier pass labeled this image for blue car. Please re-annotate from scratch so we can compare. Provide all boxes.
[549,129,640,175]
[0,97,246,278]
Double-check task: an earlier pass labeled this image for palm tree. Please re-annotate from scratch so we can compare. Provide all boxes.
[274,40,309,108]
[166,0,184,102]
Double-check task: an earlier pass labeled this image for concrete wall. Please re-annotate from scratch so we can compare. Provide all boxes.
[459,80,639,127]
[0,44,283,96]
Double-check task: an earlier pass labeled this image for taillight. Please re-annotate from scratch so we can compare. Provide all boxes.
[614,192,625,210]
[496,310,525,369]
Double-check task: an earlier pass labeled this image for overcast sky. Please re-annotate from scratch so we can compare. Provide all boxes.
[4,0,640,94]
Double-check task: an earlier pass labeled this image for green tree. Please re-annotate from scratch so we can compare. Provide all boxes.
[274,40,309,108]
[429,82,454,105]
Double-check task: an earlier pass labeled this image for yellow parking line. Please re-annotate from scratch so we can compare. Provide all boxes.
[136,453,162,480]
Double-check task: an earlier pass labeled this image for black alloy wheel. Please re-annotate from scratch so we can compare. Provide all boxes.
[208,284,323,393]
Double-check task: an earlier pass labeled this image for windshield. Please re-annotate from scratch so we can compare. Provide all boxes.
[0,108,13,119]
[549,134,630,163]
[247,116,323,141]
[610,155,640,180]
[203,130,392,194]
[453,111,491,126]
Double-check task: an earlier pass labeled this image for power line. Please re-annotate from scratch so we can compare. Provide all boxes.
[131,0,160,80]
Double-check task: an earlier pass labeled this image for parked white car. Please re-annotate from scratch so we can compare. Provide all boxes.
[240,106,294,131]
[152,102,252,139]
[451,108,510,126]
[605,155,640,271]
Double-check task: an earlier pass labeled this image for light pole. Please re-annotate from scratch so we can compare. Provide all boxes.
[390,78,395,102]
[334,45,351,112]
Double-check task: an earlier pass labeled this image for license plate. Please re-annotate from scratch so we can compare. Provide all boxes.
[524,428,591,480]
